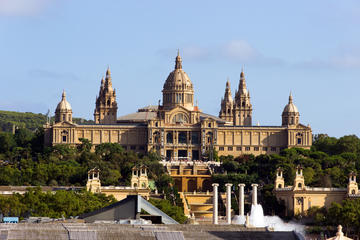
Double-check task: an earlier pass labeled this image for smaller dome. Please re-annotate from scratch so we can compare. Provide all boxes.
[282,93,298,113]
[56,90,72,111]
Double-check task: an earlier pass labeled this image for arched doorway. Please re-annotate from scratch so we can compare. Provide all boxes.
[174,179,182,192]
[187,179,196,192]
[202,179,212,192]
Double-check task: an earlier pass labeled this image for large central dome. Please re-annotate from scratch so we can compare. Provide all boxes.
[162,52,194,110]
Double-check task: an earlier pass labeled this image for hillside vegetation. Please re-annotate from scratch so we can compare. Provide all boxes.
[0,110,93,132]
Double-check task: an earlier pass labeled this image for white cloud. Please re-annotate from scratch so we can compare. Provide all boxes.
[158,40,284,66]
[0,0,52,16]
[330,55,360,68]
[222,40,259,61]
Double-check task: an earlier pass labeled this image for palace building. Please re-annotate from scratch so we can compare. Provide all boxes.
[44,52,312,160]
[274,167,360,216]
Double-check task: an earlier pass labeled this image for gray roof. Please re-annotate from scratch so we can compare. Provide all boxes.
[80,195,178,224]
[199,112,226,123]
[118,105,226,124]
[117,105,158,122]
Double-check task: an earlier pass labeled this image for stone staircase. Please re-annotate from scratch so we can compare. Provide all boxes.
[183,192,213,219]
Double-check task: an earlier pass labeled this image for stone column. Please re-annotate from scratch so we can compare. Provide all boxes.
[225,183,233,224]
[238,183,245,216]
[251,184,258,205]
[212,183,219,224]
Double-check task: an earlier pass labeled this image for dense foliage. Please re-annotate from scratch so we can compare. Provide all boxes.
[0,127,184,220]
[304,199,360,237]
[0,187,116,219]
[0,129,167,187]
[0,110,93,132]
[148,198,188,224]
[212,134,360,216]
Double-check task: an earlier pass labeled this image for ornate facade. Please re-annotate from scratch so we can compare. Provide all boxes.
[44,52,312,159]
[274,167,360,216]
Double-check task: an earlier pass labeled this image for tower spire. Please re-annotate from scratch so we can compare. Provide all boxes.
[105,66,113,89]
[175,50,182,69]
[219,79,234,122]
[234,67,252,126]
[289,91,293,103]
[239,69,247,92]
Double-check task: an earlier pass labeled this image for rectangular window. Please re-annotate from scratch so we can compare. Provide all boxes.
[62,136,67,142]
[236,147,242,151]
[254,147,259,151]
[262,147,268,151]
[219,147,224,151]
[245,147,250,151]
[130,145,136,150]
[228,147,233,151]
[191,132,199,144]
[178,132,187,144]
[139,146,145,150]
[271,147,277,152]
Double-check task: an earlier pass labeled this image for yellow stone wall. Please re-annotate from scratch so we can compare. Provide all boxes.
[100,188,150,201]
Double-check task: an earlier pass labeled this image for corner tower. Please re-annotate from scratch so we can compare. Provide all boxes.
[55,90,72,123]
[94,67,118,124]
[234,70,252,126]
[162,51,194,111]
[219,80,233,122]
[282,93,299,126]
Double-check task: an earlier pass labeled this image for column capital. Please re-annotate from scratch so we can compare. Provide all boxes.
[238,183,246,187]
[225,183,233,187]
[212,183,219,187]
[251,183,258,187]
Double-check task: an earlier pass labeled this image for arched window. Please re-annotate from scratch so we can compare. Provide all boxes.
[352,189,356,194]
[278,184,282,188]
[172,113,188,124]
[227,109,230,114]
[107,100,110,106]
[298,183,302,188]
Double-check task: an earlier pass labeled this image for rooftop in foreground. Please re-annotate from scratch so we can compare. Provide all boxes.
[0,223,302,240]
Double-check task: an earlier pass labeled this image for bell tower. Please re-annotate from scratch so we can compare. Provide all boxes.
[294,166,305,190]
[86,168,101,193]
[275,167,285,189]
[347,172,358,195]
[94,67,118,124]
[234,70,252,126]
[219,80,234,122]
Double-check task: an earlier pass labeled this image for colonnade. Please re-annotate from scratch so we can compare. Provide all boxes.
[212,183,258,224]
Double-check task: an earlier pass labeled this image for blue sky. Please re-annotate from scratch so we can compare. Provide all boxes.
[0,0,359,137]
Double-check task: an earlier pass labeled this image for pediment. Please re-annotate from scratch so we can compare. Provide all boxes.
[52,121,77,127]
[167,105,192,115]
[296,123,311,130]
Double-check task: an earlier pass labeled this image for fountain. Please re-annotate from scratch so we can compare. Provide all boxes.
[229,183,304,235]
